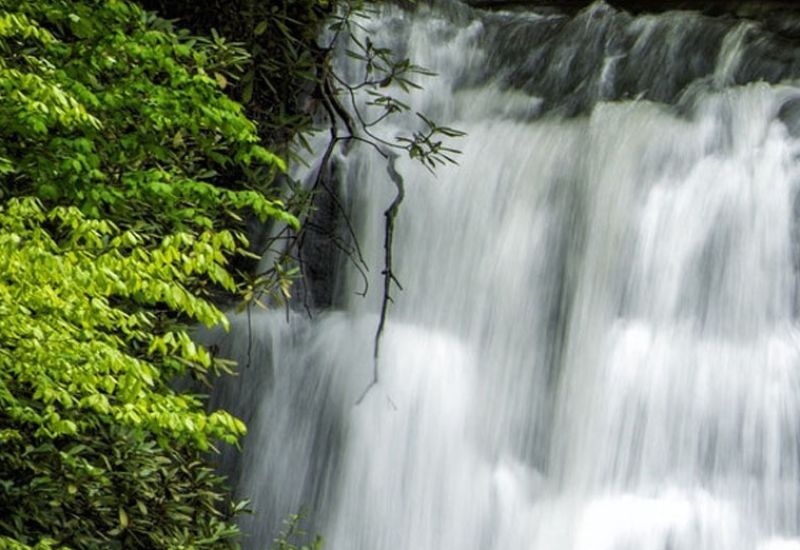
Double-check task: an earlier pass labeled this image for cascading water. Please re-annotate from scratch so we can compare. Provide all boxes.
[205,2,800,548]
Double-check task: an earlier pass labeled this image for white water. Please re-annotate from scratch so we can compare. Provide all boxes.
[210,3,800,549]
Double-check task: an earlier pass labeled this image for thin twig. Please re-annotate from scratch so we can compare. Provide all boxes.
[355,151,404,405]
[246,300,253,369]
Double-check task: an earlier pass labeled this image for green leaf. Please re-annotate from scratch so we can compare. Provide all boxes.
[254,20,268,36]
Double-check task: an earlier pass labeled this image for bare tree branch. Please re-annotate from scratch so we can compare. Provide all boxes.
[356,151,404,405]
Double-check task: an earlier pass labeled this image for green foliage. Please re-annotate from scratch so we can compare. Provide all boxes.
[0,0,301,548]
[0,423,244,549]
[0,198,243,449]
[141,0,333,154]
[269,513,323,550]
[0,0,297,233]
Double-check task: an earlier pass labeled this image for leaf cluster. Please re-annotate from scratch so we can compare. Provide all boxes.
[269,512,322,550]
[0,198,245,449]
[140,0,334,156]
[0,0,297,234]
[0,424,242,549]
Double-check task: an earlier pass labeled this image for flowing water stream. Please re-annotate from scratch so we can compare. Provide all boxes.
[206,2,800,548]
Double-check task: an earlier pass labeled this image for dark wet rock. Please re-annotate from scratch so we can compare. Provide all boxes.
[778,97,800,137]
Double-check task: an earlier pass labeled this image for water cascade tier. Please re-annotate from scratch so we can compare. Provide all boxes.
[206,2,800,548]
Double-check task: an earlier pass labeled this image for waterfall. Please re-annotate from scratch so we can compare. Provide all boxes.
[206,2,800,548]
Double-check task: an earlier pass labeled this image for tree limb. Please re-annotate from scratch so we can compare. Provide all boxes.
[356,151,404,405]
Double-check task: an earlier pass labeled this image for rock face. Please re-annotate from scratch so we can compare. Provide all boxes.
[298,161,344,311]
[465,0,794,12]
[464,1,800,38]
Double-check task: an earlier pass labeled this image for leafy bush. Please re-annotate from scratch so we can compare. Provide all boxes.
[0,0,297,232]
[0,0,299,547]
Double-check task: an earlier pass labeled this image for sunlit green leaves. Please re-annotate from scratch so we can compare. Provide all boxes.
[0,198,243,446]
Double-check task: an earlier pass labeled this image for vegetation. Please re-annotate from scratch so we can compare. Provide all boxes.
[0,0,461,546]
[142,0,334,154]
[269,512,322,550]
[0,0,297,547]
